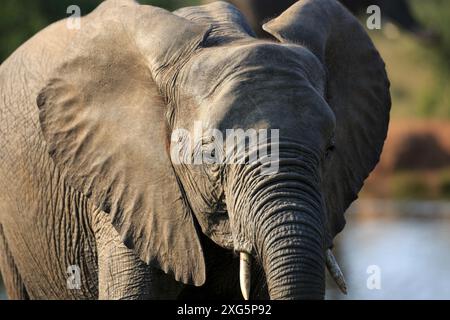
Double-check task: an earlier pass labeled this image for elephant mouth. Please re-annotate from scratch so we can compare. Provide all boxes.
[238,249,346,299]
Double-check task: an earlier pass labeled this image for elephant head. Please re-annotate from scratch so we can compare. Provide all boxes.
[37,0,390,299]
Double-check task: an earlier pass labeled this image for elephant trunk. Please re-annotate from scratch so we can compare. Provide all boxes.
[258,199,325,299]
[227,144,326,299]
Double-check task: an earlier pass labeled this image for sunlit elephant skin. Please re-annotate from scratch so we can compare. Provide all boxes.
[0,0,390,300]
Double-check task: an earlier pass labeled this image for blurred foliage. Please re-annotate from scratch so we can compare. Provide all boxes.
[391,172,431,200]
[439,170,450,199]
[411,0,450,118]
[411,0,450,75]
[388,168,450,200]
[370,0,450,119]
[0,0,200,63]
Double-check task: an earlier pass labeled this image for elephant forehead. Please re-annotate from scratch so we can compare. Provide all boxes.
[181,41,326,102]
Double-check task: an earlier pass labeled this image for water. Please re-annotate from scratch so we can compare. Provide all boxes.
[326,200,450,300]
[1,200,449,300]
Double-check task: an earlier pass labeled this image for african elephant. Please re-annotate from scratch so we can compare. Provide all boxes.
[0,0,390,300]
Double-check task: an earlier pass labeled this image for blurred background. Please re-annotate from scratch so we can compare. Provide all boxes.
[0,0,449,300]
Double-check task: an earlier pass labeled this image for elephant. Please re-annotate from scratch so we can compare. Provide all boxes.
[217,0,440,42]
[0,0,390,300]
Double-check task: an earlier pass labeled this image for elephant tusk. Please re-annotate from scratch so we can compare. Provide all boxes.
[239,252,251,300]
[326,249,347,295]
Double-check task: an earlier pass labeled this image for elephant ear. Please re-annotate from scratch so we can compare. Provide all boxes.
[37,1,211,285]
[263,0,391,241]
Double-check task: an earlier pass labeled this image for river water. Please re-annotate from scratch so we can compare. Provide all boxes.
[1,200,450,300]
[326,199,450,299]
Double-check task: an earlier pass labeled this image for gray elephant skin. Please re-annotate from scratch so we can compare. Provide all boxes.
[0,0,390,300]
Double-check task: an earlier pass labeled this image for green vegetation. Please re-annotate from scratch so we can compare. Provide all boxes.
[411,0,450,75]
[389,169,450,200]
[391,172,432,200]
[439,170,450,199]
[411,0,450,118]
[369,0,450,119]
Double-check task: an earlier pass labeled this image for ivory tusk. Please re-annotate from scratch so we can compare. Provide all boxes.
[326,249,347,295]
[239,252,251,300]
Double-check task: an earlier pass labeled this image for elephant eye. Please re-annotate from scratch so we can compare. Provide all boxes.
[325,142,336,159]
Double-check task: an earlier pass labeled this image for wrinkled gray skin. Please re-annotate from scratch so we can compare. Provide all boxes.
[0,0,390,300]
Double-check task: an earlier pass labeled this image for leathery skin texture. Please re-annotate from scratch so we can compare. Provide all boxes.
[0,0,390,299]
